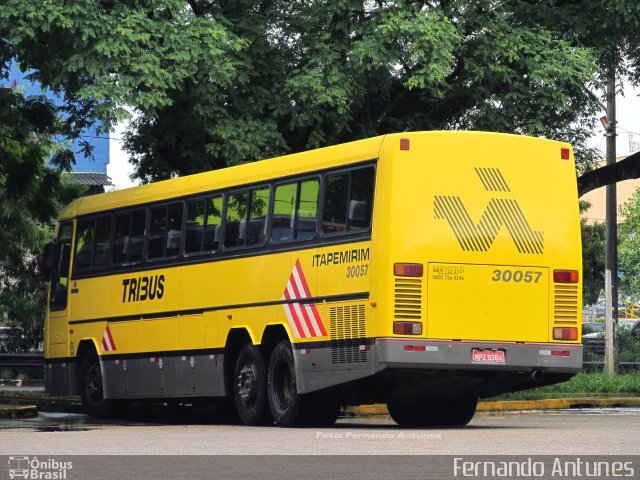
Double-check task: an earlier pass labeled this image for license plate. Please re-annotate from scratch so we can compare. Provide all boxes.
[471,349,505,364]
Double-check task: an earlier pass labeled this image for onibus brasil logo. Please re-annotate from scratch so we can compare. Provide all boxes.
[8,456,73,479]
[434,167,544,254]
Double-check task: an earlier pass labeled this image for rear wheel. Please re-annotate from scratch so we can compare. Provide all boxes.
[267,340,339,427]
[232,343,272,426]
[387,396,478,427]
[79,351,115,418]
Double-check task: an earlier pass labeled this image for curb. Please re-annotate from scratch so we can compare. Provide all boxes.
[348,397,640,416]
[0,404,37,419]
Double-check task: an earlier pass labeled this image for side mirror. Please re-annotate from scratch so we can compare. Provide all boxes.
[41,242,56,278]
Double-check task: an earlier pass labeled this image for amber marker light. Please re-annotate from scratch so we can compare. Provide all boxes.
[394,263,423,277]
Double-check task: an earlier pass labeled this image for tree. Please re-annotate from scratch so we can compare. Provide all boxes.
[578,150,640,196]
[1,0,604,183]
[619,188,640,304]
[0,85,82,351]
[580,201,605,306]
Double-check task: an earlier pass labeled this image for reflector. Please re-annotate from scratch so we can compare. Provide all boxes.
[553,327,578,340]
[553,269,579,283]
[394,263,423,277]
[393,321,422,335]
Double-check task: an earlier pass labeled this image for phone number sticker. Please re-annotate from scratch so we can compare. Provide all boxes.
[431,266,465,281]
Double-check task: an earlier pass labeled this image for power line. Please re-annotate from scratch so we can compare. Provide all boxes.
[615,124,640,136]
[78,134,124,141]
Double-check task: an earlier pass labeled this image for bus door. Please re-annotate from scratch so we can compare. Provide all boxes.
[47,221,74,351]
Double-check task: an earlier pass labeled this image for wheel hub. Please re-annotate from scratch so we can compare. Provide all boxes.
[237,364,257,404]
[86,364,103,401]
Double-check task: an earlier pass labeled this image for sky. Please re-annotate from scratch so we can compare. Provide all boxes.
[607,82,640,158]
[106,82,640,191]
[106,119,138,191]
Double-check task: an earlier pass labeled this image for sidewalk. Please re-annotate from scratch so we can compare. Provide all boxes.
[350,397,640,416]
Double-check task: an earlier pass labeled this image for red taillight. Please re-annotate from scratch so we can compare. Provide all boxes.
[553,327,578,341]
[394,321,422,335]
[551,350,571,357]
[400,138,410,150]
[394,263,423,277]
[553,270,579,283]
[561,147,570,160]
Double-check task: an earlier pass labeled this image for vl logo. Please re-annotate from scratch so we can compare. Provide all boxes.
[434,167,544,254]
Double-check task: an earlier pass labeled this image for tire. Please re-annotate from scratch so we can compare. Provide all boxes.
[232,343,272,426]
[267,340,339,427]
[387,396,478,427]
[79,351,114,418]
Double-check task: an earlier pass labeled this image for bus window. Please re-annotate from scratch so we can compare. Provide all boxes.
[203,196,222,252]
[148,206,167,259]
[349,167,374,231]
[166,202,183,257]
[322,173,349,234]
[49,222,73,310]
[225,191,249,248]
[112,212,131,265]
[296,179,319,240]
[93,216,111,268]
[322,167,374,235]
[247,187,270,246]
[113,209,146,265]
[272,182,297,242]
[128,209,146,264]
[185,199,206,254]
[74,220,94,270]
[186,196,222,254]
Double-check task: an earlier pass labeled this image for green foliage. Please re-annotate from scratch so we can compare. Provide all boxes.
[580,201,605,306]
[619,188,640,303]
[0,85,82,351]
[1,0,621,183]
[492,372,640,400]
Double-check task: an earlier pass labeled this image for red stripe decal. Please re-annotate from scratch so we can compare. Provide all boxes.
[105,325,116,351]
[283,288,306,338]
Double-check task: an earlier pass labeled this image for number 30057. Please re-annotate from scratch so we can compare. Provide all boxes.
[491,269,542,283]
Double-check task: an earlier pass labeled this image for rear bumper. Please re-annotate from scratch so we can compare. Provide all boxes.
[376,338,582,373]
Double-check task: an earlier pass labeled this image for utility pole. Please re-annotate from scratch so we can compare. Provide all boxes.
[604,74,618,376]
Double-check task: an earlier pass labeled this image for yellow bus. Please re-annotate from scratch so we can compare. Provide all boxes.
[43,131,583,427]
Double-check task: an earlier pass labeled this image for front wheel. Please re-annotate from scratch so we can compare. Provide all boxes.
[267,341,339,427]
[387,396,478,427]
[79,351,114,418]
[232,343,272,426]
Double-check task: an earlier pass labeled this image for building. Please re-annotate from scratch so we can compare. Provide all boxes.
[5,63,112,194]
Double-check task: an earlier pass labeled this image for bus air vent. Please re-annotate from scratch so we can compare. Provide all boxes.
[394,278,422,319]
[553,284,579,327]
[329,304,367,364]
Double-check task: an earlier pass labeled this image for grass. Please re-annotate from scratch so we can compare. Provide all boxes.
[487,372,640,401]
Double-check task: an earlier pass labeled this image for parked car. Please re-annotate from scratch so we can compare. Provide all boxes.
[582,321,604,335]
[582,320,640,356]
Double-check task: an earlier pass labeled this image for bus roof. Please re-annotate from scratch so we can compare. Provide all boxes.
[59,131,568,220]
[60,134,388,219]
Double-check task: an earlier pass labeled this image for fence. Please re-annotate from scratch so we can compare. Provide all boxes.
[582,276,640,372]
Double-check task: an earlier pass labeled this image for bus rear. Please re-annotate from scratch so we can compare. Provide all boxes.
[371,132,582,422]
